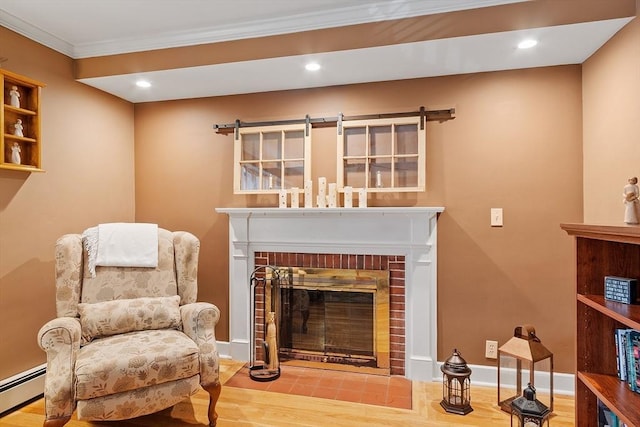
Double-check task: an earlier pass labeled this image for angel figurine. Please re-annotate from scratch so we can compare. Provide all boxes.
[11,143,21,164]
[9,85,20,108]
[623,176,639,224]
[13,119,24,137]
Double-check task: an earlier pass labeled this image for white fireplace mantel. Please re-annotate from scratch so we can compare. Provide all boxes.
[216,206,444,381]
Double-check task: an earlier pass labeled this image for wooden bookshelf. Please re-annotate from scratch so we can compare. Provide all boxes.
[561,223,640,427]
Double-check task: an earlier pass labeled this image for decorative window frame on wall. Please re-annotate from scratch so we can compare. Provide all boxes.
[233,123,311,194]
[337,116,425,193]
[218,107,453,195]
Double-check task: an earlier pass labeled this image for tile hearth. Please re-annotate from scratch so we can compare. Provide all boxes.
[225,364,412,409]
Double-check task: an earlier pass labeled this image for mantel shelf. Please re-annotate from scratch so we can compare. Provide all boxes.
[217,207,445,217]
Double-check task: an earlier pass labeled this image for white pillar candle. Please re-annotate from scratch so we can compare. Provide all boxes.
[279,190,287,208]
[344,186,353,208]
[268,175,274,189]
[317,177,327,207]
[304,180,313,208]
[376,170,382,188]
[318,177,327,198]
[290,188,299,208]
[358,188,367,208]
[328,183,337,208]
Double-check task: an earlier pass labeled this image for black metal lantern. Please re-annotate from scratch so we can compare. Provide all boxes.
[511,383,550,427]
[440,349,473,415]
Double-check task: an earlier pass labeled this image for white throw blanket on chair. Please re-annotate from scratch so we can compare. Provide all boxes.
[83,223,158,277]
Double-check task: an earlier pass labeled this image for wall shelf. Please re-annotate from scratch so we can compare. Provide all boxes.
[1,69,45,172]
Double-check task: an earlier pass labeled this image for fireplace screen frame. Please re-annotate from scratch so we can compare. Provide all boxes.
[271,267,390,371]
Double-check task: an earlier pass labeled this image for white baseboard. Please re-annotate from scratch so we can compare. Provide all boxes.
[217,341,232,359]
[436,362,575,396]
[0,364,46,414]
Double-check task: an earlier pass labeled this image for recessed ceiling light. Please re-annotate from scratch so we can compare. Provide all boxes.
[518,39,538,49]
[305,62,321,71]
[136,79,152,88]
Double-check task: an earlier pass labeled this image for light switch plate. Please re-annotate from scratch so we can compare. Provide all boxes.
[491,208,503,227]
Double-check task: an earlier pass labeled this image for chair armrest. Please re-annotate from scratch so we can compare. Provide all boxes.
[181,302,220,386]
[37,317,81,420]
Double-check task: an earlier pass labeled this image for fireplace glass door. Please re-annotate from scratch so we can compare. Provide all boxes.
[276,268,389,369]
[281,289,374,356]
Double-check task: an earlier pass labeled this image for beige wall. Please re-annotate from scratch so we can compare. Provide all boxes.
[0,28,135,379]
[583,16,640,223]
[1,12,637,383]
[134,65,583,373]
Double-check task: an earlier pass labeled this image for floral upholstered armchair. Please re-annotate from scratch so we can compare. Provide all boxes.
[37,225,221,427]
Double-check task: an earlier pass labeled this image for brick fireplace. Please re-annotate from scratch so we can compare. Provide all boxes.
[255,253,405,374]
[216,207,443,381]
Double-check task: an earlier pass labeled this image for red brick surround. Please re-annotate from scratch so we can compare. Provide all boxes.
[254,252,406,375]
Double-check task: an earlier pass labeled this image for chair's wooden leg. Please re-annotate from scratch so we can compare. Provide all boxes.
[43,416,71,427]
[204,382,222,427]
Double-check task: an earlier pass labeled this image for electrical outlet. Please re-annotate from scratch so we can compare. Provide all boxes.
[485,340,498,359]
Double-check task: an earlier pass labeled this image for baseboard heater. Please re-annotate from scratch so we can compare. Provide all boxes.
[0,364,45,414]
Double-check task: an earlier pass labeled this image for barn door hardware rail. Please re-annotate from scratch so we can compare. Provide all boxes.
[213,107,455,137]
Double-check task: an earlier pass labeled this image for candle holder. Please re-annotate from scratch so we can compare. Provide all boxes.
[510,383,550,427]
[440,349,473,415]
[498,325,554,413]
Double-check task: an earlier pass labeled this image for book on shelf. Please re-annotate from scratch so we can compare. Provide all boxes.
[598,399,630,427]
[598,399,618,427]
[614,328,640,393]
[615,329,630,382]
[627,329,640,392]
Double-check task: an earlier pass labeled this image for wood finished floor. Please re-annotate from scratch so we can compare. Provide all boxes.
[0,359,576,427]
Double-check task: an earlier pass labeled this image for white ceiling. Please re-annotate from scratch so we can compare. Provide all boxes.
[0,0,634,103]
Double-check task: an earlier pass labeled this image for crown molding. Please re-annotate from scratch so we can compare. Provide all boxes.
[1,0,526,59]
[0,9,74,57]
